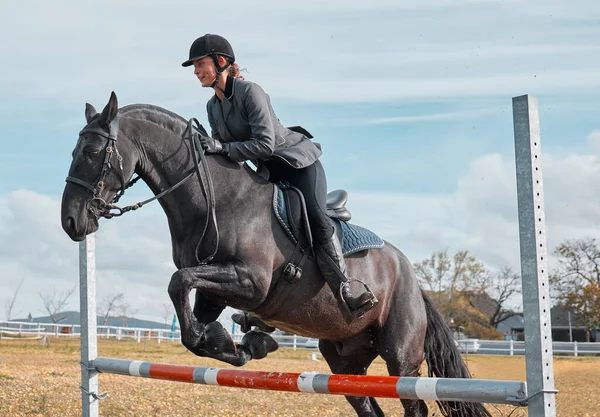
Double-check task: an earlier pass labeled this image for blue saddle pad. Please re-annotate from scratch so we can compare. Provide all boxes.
[273,185,385,256]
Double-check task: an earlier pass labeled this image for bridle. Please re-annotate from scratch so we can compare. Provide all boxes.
[65,116,219,264]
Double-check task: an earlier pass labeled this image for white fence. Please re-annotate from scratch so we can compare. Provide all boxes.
[2,320,599,356]
[0,320,180,344]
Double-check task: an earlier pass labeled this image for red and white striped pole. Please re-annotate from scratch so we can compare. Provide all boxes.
[93,357,526,405]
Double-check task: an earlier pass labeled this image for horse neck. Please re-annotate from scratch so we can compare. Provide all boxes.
[119,116,271,258]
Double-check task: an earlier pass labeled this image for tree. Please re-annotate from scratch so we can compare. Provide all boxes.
[162,303,174,328]
[100,293,125,325]
[39,286,76,323]
[414,249,521,337]
[98,292,126,336]
[413,249,487,317]
[551,238,600,293]
[564,282,600,342]
[550,237,600,341]
[4,278,24,321]
[118,303,138,327]
[486,267,522,328]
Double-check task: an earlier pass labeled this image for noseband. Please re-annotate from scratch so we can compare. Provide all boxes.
[65,117,219,263]
[65,125,131,218]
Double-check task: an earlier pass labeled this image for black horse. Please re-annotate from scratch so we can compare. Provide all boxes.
[61,92,491,417]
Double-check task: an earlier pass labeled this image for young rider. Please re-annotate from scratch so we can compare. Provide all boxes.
[181,33,377,318]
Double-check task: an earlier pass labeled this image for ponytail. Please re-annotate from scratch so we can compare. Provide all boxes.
[228,62,245,80]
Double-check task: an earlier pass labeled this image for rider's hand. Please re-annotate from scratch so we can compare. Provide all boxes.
[199,135,228,155]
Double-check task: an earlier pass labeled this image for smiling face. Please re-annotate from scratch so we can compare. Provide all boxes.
[61,92,134,241]
[192,55,229,88]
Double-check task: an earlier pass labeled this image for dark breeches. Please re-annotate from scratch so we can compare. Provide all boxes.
[264,159,333,244]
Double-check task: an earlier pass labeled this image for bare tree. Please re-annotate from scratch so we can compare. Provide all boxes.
[551,238,600,341]
[487,267,522,328]
[162,303,174,328]
[118,303,138,327]
[100,292,125,326]
[39,286,76,323]
[551,237,600,294]
[4,278,24,321]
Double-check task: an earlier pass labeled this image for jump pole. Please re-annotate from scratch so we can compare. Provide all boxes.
[92,357,527,405]
[77,94,557,416]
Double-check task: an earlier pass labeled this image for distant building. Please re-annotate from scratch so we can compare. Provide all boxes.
[497,314,525,340]
[497,305,599,342]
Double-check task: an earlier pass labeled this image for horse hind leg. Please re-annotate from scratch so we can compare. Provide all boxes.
[382,354,429,417]
[319,340,384,417]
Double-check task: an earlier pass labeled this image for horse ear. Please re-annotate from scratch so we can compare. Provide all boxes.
[98,91,119,128]
[85,103,98,123]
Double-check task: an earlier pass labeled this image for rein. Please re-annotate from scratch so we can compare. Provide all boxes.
[65,117,219,264]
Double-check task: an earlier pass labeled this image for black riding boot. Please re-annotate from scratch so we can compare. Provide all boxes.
[315,231,378,318]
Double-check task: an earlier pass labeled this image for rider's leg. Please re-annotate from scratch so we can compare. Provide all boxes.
[277,159,378,318]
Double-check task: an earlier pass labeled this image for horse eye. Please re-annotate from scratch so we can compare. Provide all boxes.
[87,150,99,158]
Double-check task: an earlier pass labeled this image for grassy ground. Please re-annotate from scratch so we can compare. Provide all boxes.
[0,338,598,416]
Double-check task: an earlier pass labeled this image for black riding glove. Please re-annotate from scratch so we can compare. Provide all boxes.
[199,135,229,155]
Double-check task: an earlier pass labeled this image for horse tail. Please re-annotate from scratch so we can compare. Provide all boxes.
[422,289,492,417]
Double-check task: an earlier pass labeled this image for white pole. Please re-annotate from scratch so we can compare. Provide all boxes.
[568,310,573,342]
[512,94,557,416]
[79,234,99,417]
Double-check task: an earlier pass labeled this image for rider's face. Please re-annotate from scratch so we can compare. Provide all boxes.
[193,57,216,87]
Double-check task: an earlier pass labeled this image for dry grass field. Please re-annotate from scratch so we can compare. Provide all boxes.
[0,338,598,416]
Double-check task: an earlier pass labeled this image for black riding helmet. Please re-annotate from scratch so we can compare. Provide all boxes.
[182,33,235,69]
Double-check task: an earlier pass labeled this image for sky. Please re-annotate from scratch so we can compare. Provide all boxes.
[1,0,600,325]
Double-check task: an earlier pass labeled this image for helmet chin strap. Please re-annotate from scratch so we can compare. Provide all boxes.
[210,55,231,94]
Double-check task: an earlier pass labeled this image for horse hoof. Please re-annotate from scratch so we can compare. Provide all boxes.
[240,331,279,360]
[204,321,235,354]
[231,313,252,333]
[232,312,276,333]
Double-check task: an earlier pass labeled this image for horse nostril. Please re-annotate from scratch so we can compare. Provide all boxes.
[66,216,75,233]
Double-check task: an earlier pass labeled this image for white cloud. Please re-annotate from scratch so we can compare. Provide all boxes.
[364,109,492,125]
[586,130,600,151]
[2,0,600,325]
[346,151,600,278]
[0,189,176,322]
[3,145,600,321]
[1,0,599,107]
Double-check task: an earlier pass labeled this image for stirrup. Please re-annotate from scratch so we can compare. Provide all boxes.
[339,280,378,318]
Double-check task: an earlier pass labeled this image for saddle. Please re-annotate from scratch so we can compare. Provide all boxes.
[272,183,384,283]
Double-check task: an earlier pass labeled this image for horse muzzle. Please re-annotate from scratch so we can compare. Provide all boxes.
[61,186,99,241]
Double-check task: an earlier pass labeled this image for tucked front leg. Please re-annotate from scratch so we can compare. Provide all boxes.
[193,291,224,325]
[167,261,269,366]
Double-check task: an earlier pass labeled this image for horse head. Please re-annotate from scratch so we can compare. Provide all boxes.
[61,92,138,241]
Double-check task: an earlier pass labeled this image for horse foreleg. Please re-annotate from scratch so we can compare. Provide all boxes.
[168,262,276,366]
[193,291,224,325]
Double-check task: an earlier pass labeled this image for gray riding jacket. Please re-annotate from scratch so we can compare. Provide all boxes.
[206,77,322,179]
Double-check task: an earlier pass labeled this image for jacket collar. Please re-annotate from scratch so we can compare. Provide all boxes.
[212,76,237,126]
[224,75,235,100]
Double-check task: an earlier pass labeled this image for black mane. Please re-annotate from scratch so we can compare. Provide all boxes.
[119,104,195,137]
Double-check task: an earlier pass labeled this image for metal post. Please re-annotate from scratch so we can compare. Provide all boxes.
[512,95,557,416]
[79,234,99,417]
